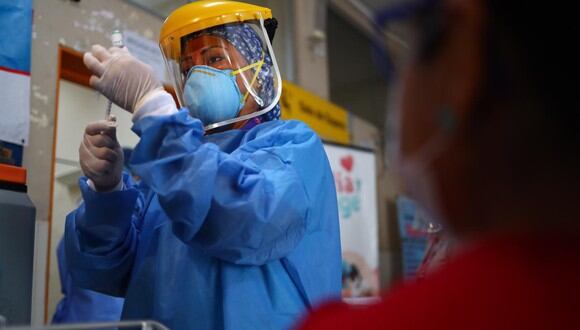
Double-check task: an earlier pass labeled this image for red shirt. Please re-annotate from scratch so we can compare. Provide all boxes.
[298,231,580,330]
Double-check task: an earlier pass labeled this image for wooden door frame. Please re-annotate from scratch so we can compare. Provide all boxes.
[46,45,88,322]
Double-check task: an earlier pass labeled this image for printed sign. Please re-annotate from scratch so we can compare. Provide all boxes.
[396,196,429,279]
[0,0,32,146]
[324,143,379,298]
[281,81,350,144]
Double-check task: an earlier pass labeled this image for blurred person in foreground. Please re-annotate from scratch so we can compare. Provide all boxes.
[298,0,579,329]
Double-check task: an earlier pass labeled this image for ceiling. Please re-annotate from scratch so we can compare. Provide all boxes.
[124,0,193,19]
[126,0,396,20]
[358,0,397,12]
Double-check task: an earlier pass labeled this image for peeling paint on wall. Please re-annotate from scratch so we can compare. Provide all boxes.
[29,110,50,128]
[32,90,49,105]
[31,85,49,105]
[90,9,116,20]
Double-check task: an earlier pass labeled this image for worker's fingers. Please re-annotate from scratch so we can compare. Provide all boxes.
[99,122,117,140]
[79,141,96,176]
[109,46,130,56]
[85,120,117,138]
[85,120,112,135]
[79,139,119,163]
[84,133,116,150]
[85,159,115,178]
[79,141,114,177]
[91,44,112,62]
[83,52,105,77]
[88,75,103,92]
[91,145,119,163]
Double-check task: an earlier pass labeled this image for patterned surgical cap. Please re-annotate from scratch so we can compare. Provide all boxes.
[189,23,281,122]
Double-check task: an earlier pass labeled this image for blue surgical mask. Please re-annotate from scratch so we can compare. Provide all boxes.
[183,59,264,126]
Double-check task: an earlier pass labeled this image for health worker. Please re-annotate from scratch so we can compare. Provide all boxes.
[64,1,342,329]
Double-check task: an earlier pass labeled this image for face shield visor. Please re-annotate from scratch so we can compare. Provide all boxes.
[160,7,281,132]
[371,0,440,82]
[375,0,448,226]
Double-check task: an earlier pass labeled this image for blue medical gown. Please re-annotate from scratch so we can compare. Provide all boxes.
[65,110,342,329]
[52,239,124,324]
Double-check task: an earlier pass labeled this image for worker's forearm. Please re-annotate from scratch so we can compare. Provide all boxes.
[130,111,313,265]
[74,173,140,250]
[63,173,141,296]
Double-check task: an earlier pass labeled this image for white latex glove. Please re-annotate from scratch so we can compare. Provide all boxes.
[79,119,124,192]
[83,44,162,113]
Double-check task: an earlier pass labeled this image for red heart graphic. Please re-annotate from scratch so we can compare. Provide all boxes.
[341,155,354,172]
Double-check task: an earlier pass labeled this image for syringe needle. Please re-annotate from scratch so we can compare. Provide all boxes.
[105,30,124,121]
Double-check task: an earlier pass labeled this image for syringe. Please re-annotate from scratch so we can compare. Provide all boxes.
[105,30,124,121]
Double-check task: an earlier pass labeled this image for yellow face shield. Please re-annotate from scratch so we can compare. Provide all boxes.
[159,1,281,131]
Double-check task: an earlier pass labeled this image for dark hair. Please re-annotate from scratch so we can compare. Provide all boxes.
[416,1,579,172]
[485,2,579,170]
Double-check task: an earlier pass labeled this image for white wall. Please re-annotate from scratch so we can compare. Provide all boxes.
[55,80,139,166]
[47,166,79,320]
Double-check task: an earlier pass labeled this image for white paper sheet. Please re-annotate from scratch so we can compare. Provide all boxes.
[0,69,30,146]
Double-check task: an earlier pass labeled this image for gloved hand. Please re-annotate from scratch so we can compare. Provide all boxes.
[83,44,163,113]
[79,119,124,192]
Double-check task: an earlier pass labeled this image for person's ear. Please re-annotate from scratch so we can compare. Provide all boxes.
[398,0,486,151]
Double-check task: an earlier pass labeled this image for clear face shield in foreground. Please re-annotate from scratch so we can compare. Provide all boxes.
[160,16,282,131]
[374,0,447,228]
[371,0,440,82]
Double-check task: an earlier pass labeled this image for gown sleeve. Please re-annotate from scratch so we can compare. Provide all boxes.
[131,104,317,266]
[64,173,145,297]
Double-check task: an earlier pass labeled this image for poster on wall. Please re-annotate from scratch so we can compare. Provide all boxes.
[397,195,451,280]
[0,0,32,146]
[280,81,350,144]
[396,196,429,279]
[323,143,379,299]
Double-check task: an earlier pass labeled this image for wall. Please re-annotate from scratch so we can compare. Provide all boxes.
[348,115,402,288]
[26,0,162,323]
[292,0,330,98]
